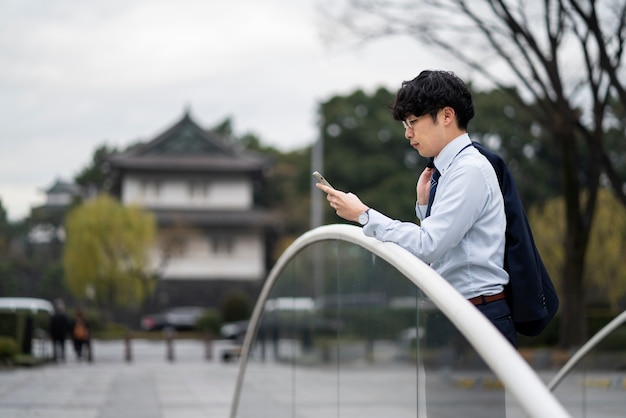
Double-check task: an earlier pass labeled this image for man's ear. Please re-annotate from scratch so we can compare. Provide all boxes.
[441,106,456,126]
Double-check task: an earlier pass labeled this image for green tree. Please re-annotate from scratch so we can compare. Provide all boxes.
[471,87,560,207]
[530,190,626,311]
[319,87,419,222]
[0,199,34,297]
[220,292,253,322]
[267,147,312,234]
[36,262,68,301]
[0,199,8,239]
[586,191,626,310]
[210,116,269,151]
[316,86,560,218]
[211,117,235,136]
[325,0,626,347]
[0,199,10,263]
[63,194,156,310]
[74,144,118,194]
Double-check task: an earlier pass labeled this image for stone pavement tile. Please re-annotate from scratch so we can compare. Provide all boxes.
[100,370,160,418]
[0,407,99,418]
[162,406,218,418]
[155,364,236,417]
[0,339,240,418]
[205,405,233,418]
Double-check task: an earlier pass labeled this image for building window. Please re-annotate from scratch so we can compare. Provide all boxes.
[211,235,234,254]
[188,181,208,199]
[141,180,161,198]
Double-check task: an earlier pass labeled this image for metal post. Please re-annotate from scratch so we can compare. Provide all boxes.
[165,328,175,362]
[311,136,326,300]
[310,136,324,229]
[124,333,132,362]
[205,334,213,361]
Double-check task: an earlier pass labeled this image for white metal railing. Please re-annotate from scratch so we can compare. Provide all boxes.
[230,224,570,418]
[548,309,626,391]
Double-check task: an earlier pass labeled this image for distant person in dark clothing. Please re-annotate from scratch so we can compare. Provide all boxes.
[71,309,91,362]
[49,299,69,361]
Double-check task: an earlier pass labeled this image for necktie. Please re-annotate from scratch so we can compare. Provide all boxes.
[425,167,440,218]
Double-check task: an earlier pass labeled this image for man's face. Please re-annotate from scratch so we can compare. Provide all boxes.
[402,110,446,158]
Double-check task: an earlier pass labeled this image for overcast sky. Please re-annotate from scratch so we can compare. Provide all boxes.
[0,0,463,221]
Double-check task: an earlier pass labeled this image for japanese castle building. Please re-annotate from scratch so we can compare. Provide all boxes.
[108,111,282,309]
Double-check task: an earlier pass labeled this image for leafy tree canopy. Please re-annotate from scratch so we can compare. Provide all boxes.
[320,87,421,222]
[63,194,156,309]
[74,144,118,194]
[470,87,560,207]
[530,188,626,311]
[315,85,564,225]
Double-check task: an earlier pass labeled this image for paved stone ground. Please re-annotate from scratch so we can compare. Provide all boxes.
[0,339,239,418]
[3,339,626,417]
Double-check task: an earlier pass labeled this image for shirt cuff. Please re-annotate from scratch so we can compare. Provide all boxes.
[415,201,428,220]
[362,209,395,238]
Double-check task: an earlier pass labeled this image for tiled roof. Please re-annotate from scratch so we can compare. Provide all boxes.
[108,111,270,173]
[108,154,266,172]
[44,178,82,195]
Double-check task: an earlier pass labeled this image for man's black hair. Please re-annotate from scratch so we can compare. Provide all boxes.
[392,70,475,130]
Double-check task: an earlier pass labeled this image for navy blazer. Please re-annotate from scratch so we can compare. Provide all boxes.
[473,142,559,336]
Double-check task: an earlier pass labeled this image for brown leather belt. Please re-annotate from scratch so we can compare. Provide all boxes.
[468,292,506,306]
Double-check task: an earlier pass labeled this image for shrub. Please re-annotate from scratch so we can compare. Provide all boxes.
[221,292,252,323]
[196,309,222,334]
[95,322,131,340]
[0,336,19,363]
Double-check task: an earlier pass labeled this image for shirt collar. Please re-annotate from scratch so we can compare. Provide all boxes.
[433,133,472,175]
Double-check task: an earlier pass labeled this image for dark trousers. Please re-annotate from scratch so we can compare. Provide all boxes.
[475,299,517,348]
[73,339,91,361]
[52,338,66,360]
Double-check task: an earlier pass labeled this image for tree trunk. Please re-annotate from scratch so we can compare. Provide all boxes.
[559,241,587,348]
[558,125,589,348]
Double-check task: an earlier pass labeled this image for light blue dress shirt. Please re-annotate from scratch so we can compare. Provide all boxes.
[363,133,509,299]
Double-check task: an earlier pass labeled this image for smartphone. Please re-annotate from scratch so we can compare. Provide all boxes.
[312,171,333,188]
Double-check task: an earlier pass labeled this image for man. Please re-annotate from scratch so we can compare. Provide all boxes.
[49,299,69,361]
[316,70,516,347]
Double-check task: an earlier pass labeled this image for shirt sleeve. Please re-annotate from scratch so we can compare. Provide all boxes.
[362,164,490,264]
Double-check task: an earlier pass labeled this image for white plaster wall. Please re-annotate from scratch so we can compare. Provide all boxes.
[122,175,252,209]
[151,232,265,281]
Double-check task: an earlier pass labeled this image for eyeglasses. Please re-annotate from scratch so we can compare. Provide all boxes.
[402,118,419,130]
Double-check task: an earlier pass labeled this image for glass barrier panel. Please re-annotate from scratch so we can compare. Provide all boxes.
[551,320,626,417]
[234,239,526,417]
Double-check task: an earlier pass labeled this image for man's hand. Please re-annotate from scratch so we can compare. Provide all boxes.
[315,183,369,223]
[417,167,435,205]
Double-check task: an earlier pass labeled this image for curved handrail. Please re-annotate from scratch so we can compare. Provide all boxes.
[230,224,570,418]
[548,309,626,391]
